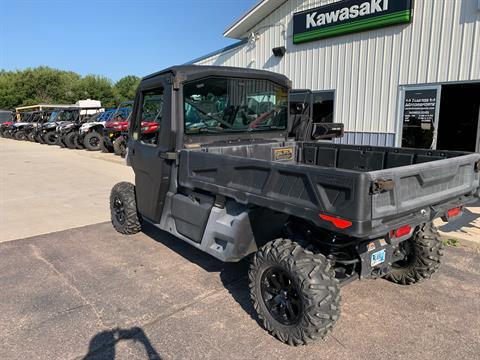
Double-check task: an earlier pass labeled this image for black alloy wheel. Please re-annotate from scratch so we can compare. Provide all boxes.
[113,197,126,225]
[260,267,302,325]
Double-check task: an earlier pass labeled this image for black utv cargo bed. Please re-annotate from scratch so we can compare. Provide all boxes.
[178,142,480,239]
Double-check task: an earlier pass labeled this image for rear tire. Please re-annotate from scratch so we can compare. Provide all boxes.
[385,222,444,285]
[84,131,102,151]
[113,135,127,157]
[44,131,57,145]
[110,182,142,235]
[58,135,67,147]
[64,132,77,149]
[15,131,27,140]
[101,137,114,152]
[27,132,35,142]
[74,134,84,149]
[249,238,340,345]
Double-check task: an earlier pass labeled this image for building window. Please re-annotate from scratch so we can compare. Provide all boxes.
[312,91,334,123]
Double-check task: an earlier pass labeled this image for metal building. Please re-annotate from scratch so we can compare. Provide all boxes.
[191,0,480,152]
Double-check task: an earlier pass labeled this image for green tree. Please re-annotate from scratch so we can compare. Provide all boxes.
[0,66,140,110]
[72,75,116,108]
[114,75,140,103]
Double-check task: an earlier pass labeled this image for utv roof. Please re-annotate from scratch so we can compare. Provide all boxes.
[142,65,291,88]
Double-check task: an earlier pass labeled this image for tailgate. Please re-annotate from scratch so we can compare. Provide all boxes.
[370,153,480,219]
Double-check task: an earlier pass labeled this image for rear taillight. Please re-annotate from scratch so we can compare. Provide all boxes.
[319,214,352,229]
[445,207,462,220]
[390,225,413,239]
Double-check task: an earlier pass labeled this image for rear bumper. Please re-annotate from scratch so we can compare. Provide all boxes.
[341,193,479,240]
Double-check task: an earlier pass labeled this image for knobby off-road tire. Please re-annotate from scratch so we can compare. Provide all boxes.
[249,239,340,346]
[58,135,67,148]
[15,131,27,140]
[84,131,102,151]
[385,222,444,285]
[74,134,84,149]
[101,137,113,153]
[110,182,142,235]
[113,135,127,157]
[64,132,77,149]
[44,132,58,145]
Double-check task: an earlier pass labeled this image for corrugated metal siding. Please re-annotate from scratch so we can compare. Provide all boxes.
[194,0,480,146]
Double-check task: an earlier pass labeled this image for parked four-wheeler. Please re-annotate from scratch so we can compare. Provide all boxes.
[110,66,480,346]
[9,111,37,140]
[106,119,159,157]
[0,110,14,137]
[56,108,104,149]
[23,111,51,142]
[38,108,78,145]
[30,110,54,143]
[102,116,130,154]
[80,104,132,151]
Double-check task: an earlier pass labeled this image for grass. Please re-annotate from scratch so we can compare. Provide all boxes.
[443,238,461,247]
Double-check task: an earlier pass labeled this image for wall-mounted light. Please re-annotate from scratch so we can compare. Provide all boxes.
[272,46,286,57]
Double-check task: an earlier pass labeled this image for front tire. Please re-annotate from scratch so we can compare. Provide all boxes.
[84,131,102,151]
[44,131,58,145]
[64,132,77,149]
[58,135,67,147]
[110,182,142,235]
[113,135,127,157]
[15,131,27,140]
[385,222,444,285]
[249,239,340,346]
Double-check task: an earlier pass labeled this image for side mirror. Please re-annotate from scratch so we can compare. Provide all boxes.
[311,123,344,140]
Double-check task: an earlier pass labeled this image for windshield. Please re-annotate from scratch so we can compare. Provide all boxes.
[48,111,59,122]
[183,77,288,134]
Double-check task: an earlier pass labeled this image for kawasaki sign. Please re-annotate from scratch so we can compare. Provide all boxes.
[293,0,412,44]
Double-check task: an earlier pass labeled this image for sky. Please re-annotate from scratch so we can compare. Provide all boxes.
[0,0,257,81]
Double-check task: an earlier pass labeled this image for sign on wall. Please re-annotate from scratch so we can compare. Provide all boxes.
[293,0,413,44]
[403,89,437,128]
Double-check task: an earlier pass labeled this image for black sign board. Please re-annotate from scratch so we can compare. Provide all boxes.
[403,89,438,127]
[293,0,412,44]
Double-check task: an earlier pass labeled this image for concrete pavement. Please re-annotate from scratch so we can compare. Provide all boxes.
[0,222,479,360]
[0,138,134,242]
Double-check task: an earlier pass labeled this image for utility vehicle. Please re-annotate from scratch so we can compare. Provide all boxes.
[23,111,52,142]
[39,108,80,145]
[8,112,36,140]
[102,116,130,154]
[0,110,13,137]
[111,120,159,157]
[57,109,104,149]
[79,104,132,151]
[101,105,134,153]
[110,66,480,346]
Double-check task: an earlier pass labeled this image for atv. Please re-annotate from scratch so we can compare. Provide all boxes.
[102,116,130,154]
[110,65,480,346]
[79,103,132,151]
[57,109,104,149]
[23,111,52,142]
[111,120,159,157]
[9,112,36,140]
[38,108,78,145]
[0,110,14,138]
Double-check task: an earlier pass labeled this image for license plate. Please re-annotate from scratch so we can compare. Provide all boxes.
[371,249,386,267]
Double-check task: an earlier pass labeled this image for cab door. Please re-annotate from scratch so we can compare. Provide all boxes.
[129,77,173,222]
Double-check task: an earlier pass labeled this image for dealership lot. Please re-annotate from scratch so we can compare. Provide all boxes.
[0,138,133,242]
[1,138,480,360]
